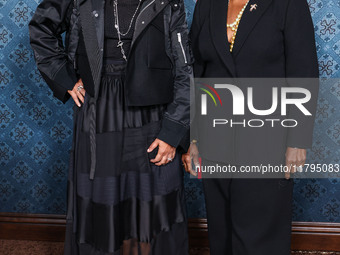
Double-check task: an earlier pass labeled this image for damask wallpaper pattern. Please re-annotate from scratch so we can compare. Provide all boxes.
[0,0,339,222]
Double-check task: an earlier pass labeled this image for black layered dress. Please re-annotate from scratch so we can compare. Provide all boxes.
[64,0,188,254]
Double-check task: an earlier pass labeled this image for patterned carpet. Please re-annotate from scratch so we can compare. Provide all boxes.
[0,240,64,255]
[1,240,340,255]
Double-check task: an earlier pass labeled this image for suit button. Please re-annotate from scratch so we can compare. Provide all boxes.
[93,11,99,17]
[142,21,145,24]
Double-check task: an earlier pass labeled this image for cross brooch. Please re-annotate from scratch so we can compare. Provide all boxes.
[250,4,257,11]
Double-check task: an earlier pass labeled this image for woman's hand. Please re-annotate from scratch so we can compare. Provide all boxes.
[68,78,86,107]
[285,147,306,179]
[181,143,199,176]
[147,139,176,166]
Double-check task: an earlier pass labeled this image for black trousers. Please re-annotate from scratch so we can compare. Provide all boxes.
[202,176,294,255]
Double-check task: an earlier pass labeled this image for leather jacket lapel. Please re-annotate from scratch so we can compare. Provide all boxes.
[210,0,236,77]
[78,0,104,51]
[92,0,105,51]
[79,0,103,99]
[131,0,170,48]
[232,0,273,56]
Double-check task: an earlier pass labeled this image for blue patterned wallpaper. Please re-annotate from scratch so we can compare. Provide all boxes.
[0,0,73,214]
[0,0,339,222]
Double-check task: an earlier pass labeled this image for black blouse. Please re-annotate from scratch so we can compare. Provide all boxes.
[104,0,143,60]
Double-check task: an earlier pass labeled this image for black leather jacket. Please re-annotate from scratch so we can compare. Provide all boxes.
[29,0,193,179]
[29,0,193,149]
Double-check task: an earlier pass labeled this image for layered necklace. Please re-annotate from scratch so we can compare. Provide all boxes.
[226,0,249,52]
[113,0,142,61]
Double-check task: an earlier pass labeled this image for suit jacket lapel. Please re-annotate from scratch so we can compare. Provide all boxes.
[210,0,236,77]
[232,0,273,56]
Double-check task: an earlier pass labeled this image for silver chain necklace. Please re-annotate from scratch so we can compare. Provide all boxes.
[113,0,142,61]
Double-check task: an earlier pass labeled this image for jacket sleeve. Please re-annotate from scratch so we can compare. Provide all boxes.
[157,0,194,152]
[188,0,206,143]
[29,0,78,104]
[283,0,320,148]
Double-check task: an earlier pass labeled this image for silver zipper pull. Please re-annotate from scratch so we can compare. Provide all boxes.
[177,32,188,64]
[177,33,182,43]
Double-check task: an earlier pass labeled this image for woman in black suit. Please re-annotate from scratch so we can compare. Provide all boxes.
[182,0,319,254]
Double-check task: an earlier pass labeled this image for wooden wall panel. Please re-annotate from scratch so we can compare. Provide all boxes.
[1,213,340,251]
[0,213,65,242]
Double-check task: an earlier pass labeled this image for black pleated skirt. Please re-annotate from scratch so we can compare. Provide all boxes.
[64,59,188,255]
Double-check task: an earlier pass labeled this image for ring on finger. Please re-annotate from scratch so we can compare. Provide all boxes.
[77,85,84,92]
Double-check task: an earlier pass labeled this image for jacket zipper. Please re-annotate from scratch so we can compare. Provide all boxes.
[177,32,187,64]
[141,0,156,13]
[129,0,156,56]
[138,0,156,21]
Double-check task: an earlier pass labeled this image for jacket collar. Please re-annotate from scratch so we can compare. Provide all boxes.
[231,0,273,56]
[79,0,103,99]
[209,0,273,76]
[210,0,236,76]
[131,0,169,48]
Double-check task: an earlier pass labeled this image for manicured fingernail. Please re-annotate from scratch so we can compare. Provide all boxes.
[147,149,150,152]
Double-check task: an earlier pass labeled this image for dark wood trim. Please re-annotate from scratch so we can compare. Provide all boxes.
[0,213,66,242]
[188,218,209,248]
[291,222,340,251]
[188,218,340,252]
[1,214,340,251]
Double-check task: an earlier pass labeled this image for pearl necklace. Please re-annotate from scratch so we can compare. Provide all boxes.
[226,0,250,52]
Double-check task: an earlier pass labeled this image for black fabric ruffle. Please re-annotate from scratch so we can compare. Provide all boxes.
[64,60,188,254]
[82,61,166,134]
[76,189,185,253]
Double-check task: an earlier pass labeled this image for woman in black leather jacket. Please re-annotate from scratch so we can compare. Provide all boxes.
[29,0,193,254]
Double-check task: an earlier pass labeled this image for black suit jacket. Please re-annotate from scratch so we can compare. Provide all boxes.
[190,0,319,165]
